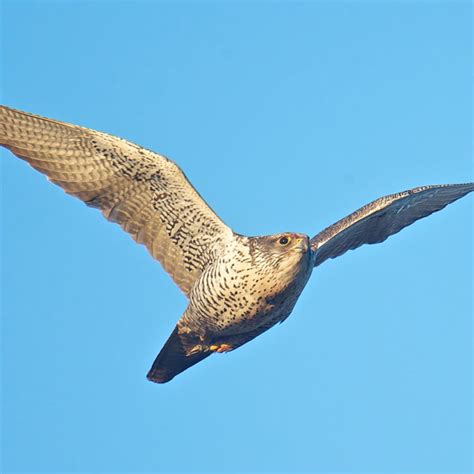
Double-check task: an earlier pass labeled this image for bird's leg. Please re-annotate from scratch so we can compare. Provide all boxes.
[209,343,234,353]
[186,344,205,355]
[187,342,233,354]
[179,326,208,356]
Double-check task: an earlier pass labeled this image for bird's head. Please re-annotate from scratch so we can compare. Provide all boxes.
[251,232,313,280]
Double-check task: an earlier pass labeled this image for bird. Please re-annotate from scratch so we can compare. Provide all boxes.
[1,105,472,384]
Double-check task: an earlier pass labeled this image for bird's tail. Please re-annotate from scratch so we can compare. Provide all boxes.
[147,326,211,383]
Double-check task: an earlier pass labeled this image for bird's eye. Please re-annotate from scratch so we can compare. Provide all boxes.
[279,236,290,246]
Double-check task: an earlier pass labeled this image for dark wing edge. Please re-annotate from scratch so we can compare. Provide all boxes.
[147,321,279,383]
[310,183,474,267]
[0,105,233,295]
[147,326,211,383]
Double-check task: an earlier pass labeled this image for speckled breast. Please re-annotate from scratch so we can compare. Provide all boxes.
[186,237,314,336]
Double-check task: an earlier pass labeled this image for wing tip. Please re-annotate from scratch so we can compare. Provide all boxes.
[146,369,175,384]
[146,325,212,385]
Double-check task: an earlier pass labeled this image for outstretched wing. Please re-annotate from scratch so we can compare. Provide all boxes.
[0,105,233,295]
[310,183,473,267]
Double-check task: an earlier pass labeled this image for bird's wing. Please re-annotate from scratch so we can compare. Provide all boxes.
[0,105,233,295]
[310,183,473,267]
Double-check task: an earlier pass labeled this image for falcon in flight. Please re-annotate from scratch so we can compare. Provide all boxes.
[1,105,472,383]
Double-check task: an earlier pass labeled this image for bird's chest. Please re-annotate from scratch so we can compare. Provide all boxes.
[188,253,310,335]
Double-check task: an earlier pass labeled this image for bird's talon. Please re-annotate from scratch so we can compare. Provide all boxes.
[187,344,203,355]
[209,343,233,353]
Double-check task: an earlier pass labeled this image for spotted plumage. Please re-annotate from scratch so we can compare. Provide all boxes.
[1,105,472,383]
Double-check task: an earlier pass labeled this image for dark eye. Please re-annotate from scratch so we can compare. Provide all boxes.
[279,236,290,246]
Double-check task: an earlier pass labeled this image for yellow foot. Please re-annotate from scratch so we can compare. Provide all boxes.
[209,343,233,353]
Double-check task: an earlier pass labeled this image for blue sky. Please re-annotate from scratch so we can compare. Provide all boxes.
[1,1,472,473]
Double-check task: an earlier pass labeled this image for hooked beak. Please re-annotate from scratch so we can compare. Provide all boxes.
[293,236,309,253]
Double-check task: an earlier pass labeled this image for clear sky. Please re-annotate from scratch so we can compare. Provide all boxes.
[1,1,472,473]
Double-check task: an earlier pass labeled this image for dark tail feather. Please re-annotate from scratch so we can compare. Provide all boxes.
[147,326,211,384]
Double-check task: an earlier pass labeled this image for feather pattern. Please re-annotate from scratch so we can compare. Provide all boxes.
[0,105,232,295]
[310,183,474,267]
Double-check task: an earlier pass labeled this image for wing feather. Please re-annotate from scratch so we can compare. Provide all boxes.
[0,105,233,295]
[310,183,473,267]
